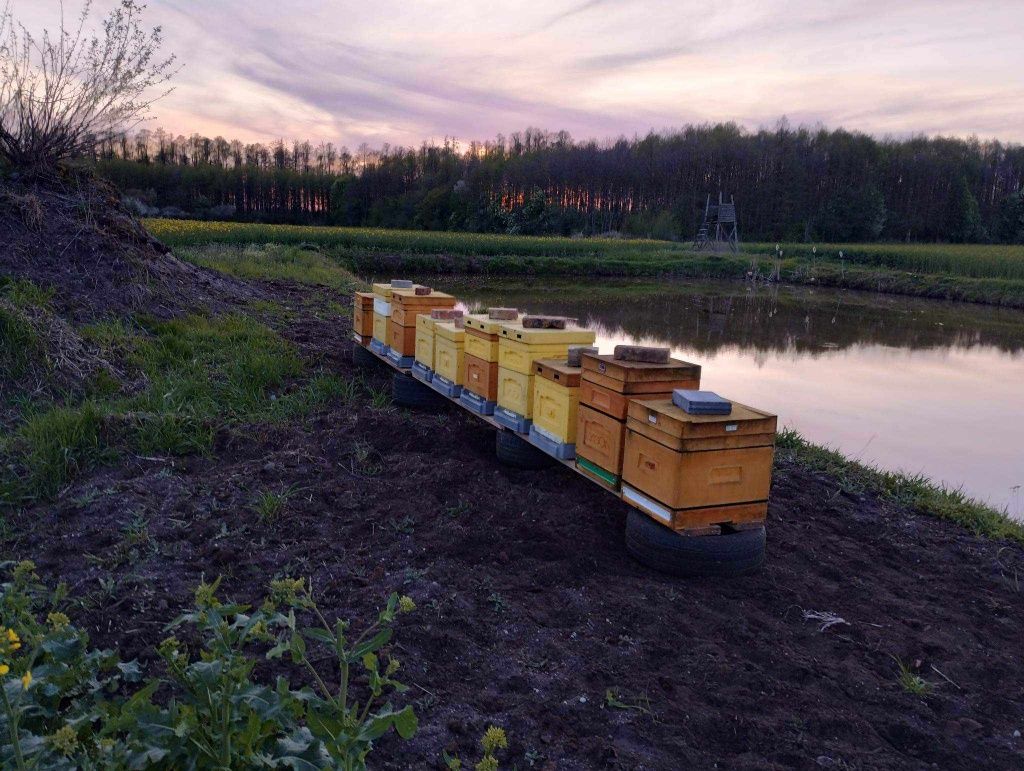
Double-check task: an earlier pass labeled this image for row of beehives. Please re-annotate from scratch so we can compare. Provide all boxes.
[353,283,777,534]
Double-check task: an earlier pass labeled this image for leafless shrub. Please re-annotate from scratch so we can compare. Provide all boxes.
[0,0,176,170]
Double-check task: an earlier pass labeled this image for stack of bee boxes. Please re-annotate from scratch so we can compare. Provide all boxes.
[430,320,467,398]
[353,292,374,346]
[495,322,596,433]
[528,358,584,459]
[387,288,456,368]
[460,310,522,415]
[370,282,396,355]
[621,398,776,532]
[575,353,701,490]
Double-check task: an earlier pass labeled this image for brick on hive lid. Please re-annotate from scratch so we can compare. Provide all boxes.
[414,286,432,295]
[567,345,598,367]
[390,279,414,289]
[487,307,518,320]
[613,345,670,364]
[522,315,568,329]
[431,308,463,320]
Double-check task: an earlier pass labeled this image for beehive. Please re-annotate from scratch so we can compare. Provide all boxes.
[386,289,456,366]
[463,354,499,400]
[431,322,465,396]
[498,324,597,375]
[494,367,534,432]
[353,292,374,344]
[621,398,776,531]
[370,285,393,352]
[464,312,520,363]
[529,360,582,456]
[575,352,701,490]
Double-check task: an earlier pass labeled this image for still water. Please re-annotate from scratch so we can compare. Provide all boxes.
[436,278,1024,519]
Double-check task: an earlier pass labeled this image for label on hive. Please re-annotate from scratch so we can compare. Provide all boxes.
[613,345,671,364]
[488,307,518,320]
[522,315,568,329]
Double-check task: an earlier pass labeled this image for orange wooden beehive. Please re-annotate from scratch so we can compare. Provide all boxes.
[464,354,499,400]
[388,289,456,356]
[353,292,375,339]
[575,352,702,488]
[621,398,776,531]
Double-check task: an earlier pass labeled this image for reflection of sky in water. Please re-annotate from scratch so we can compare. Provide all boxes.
[449,284,1024,519]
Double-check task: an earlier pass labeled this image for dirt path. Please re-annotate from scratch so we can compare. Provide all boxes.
[9,281,1023,770]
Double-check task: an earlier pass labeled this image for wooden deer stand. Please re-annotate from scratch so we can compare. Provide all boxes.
[693,193,740,253]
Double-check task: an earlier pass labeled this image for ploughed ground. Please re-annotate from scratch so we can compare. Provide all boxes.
[8,279,1024,770]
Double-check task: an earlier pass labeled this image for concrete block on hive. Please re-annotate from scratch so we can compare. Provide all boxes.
[391,279,413,288]
[488,307,518,320]
[567,345,598,367]
[431,308,463,320]
[522,315,568,329]
[614,345,670,364]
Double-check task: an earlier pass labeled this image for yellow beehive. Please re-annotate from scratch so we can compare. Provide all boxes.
[464,312,522,335]
[496,367,533,417]
[531,360,582,444]
[498,324,596,375]
[371,282,394,299]
[433,322,465,384]
[465,328,499,362]
[372,312,388,343]
[414,315,437,370]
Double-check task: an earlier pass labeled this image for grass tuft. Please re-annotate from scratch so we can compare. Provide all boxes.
[778,429,1024,545]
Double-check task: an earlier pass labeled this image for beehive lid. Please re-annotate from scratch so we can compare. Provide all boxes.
[391,288,456,306]
[581,353,701,384]
[628,398,776,440]
[355,291,375,307]
[534,359,582,387]
[371,282,394,299]
[465,312,521,334]
[434,321,466,342]
[499,323,596,345]
[416,314,439,332]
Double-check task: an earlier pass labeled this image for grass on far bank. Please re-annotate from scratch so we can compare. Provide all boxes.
[776,428,1024,546]
[145,219,1024,308]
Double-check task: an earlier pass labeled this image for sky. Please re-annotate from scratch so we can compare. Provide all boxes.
[11,0,1024,147]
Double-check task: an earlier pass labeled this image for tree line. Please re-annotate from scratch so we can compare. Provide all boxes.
[93,124,1024,244]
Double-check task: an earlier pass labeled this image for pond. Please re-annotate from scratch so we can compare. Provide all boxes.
[428,277,1024,520]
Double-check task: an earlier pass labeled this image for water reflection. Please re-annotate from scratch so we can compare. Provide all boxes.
[436,278,1024,518]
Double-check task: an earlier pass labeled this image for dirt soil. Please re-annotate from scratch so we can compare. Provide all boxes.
[7,279,1024,770]
[0,173,256,322]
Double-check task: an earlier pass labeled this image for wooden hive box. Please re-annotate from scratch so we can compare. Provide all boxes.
[575,404,628,488]
[464,354,499,400]
[414,315,438,370]
[465,312,522,335]
[433,322,465,384]
[372,311,389,344]
[464,326,501,362]
[496,367,534,418]
[371,282,394,300]
[388,318,418,356]
[531,360,582,444]
[621,398,777,531]
[580,353,701,395]
[353,292,375,338]
[390,288,456,327]
[498,324,597,375]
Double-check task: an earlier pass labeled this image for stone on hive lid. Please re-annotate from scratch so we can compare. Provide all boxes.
[487,307,518,320]
[613,345,670,364]
[567,345,598,367]
[522,315,568,329]
[391,279,414,289]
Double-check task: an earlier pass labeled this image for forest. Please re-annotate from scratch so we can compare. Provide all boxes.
[92,123,1024,244]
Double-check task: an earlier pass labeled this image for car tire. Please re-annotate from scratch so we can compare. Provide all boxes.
[625,509,765,577]
[494,429,556,470]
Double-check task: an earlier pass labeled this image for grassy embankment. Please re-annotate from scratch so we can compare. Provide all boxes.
[0,260,371,511]
[145,219,1024,308]
[3,240,1022,543]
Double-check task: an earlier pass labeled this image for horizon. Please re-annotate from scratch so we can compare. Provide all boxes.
[11,0,1024,147]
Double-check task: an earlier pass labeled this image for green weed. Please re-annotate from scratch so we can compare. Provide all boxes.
[893,657,931,696]
[778,429,1024,545]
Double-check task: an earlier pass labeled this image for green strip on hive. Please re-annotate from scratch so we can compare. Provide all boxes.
[577,457,619,486]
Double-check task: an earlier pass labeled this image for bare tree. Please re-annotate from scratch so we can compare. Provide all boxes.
[0,0,176,170]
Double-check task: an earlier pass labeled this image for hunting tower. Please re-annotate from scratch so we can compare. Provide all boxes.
[693,193,740,253]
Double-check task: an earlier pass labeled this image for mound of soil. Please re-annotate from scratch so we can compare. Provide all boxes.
[10,281,1023,770]
[0,170,256,322]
